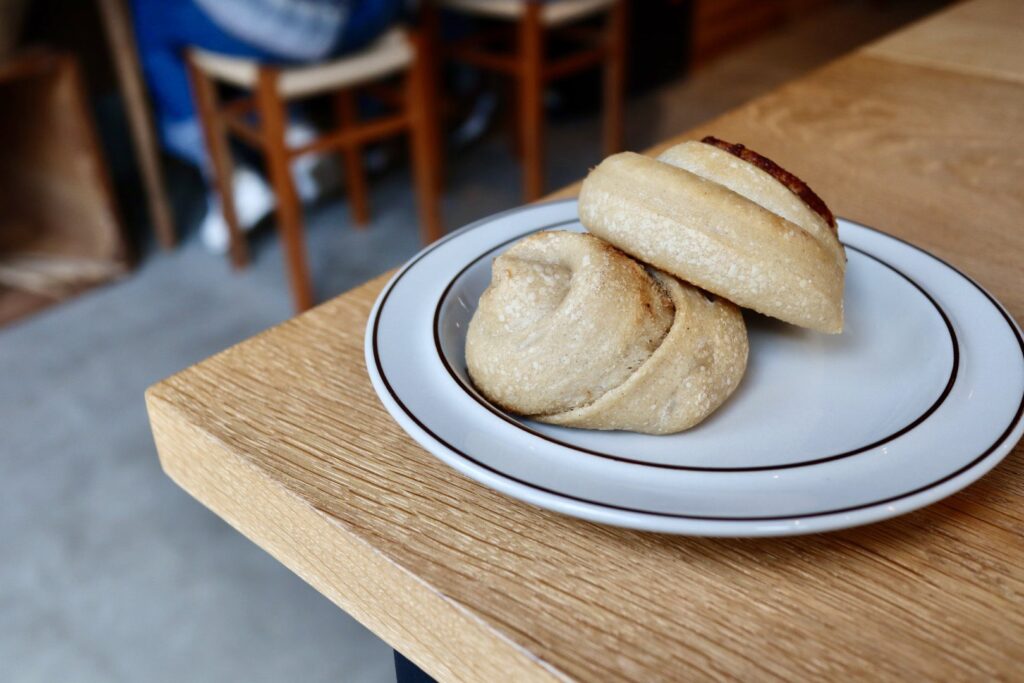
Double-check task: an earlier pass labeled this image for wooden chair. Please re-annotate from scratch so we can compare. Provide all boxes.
[186,28,442,312]
[426,0,626,201]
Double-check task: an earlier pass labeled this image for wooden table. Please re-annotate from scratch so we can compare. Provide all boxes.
[146,1,1024,679]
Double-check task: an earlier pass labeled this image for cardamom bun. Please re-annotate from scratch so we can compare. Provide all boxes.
[465,230,748,434]
[578,138,846,333]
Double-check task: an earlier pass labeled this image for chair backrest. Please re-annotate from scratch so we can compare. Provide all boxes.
[189,27,414,99]
[438,0,616,26]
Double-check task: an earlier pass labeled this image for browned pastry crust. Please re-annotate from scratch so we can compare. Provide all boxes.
[580,142,846,333]
[701,136,836,230]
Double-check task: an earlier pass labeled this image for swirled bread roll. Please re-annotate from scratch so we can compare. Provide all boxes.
[465,231,748,434]
[579,138,846,333]
[542,271,747,434]
[466,231,674,417]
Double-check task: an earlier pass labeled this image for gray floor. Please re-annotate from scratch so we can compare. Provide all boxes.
[1,2,943,681]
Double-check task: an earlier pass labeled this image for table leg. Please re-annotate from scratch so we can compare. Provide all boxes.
[393,649,437,683]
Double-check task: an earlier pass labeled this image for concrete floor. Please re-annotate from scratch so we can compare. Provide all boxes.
[0,2,944,681]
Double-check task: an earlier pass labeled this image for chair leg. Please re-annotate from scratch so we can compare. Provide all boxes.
[334,89,371,227]
[255,68,314,312]
[407,34,444,244]
[419,0,447,189]
[187,56,248,268]
[504,78,523,159]
[604,0,627,156]
[518,2,545,202]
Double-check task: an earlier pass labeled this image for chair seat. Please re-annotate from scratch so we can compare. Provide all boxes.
[438,0,615,26]
[189,27,413,99]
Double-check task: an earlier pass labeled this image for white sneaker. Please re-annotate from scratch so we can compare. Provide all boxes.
[200,166,276,254]
[451,90,497,148]
[199,121,331,255]
[287,121,324,202]
[199,204,231,254]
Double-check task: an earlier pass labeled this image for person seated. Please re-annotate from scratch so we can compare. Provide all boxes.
[132,0,403,252]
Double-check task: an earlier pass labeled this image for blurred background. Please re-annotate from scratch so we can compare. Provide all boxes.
[1,0,949,680]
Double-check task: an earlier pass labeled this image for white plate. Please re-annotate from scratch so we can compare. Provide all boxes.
[365,200,1024,536]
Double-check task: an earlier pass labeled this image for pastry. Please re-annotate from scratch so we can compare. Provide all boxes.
[465,230,748,434]
[578,137,846,333]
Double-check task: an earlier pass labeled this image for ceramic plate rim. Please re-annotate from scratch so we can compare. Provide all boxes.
[364,199,1024,536]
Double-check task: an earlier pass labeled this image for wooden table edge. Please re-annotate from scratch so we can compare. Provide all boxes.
[146,383,571,682]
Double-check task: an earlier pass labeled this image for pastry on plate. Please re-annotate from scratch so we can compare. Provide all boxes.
[578,137,846,333]
[466,230,748,434]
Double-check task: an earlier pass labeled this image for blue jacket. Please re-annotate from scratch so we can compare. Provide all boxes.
[192,0,402,60]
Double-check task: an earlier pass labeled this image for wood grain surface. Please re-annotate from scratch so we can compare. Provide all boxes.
[863,0,1024,84]
[147,1,1024,680]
